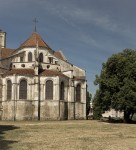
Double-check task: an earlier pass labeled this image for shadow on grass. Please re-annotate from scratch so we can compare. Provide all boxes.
[0,125,19,150]
[100,117,136,124]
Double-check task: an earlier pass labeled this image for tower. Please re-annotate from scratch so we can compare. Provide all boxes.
[0,30,6,48]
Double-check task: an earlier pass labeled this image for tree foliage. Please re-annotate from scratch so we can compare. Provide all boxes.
[86,91,92,118]
[93,49,136,123]
[92,90,102,119]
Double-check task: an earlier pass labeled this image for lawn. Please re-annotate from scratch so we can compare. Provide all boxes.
[0,120,136,150]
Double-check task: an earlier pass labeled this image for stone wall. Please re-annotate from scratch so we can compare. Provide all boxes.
[2,99,86,120]
[75,102,86,119]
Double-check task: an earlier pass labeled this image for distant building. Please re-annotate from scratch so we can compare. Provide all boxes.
[102,109,124,118]
[0,30,87,120]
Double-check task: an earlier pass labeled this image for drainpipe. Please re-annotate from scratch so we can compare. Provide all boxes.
[36,42,40,121]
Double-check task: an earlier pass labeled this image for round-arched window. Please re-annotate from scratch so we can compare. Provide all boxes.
[45,80,53,99]
[28,52,32,62]
[19,79,27,99]
[39,53,43,62]
[76,84,81,102]
[60,81,64,100]
[7,80,12,100]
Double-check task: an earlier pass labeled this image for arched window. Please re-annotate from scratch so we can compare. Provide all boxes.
[48,57,53,64]
[76,84,81,102]
[28,52,32,62]
[39,53,43,62]
[7,80,12,100]
[46,80,53,99]
[60,81,64,100]
[20,56,24,62]
[19,79,27,99]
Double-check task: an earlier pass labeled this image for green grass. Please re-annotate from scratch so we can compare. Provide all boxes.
[0,120,136,150]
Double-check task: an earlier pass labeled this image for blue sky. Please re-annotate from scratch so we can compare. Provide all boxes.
[1,0,136,96]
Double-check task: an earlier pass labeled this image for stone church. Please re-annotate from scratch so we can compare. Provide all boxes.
[0,29,87,120]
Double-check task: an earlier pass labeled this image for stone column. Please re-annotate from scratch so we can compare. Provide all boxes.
[33,76,39,120]
[68,79,74,102]
[54,77,60,100]
[40,83,44,101]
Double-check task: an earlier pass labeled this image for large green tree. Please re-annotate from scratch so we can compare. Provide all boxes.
[92,90,102,119]
[93,49,136,123]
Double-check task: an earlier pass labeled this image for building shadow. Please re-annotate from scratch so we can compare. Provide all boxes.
[0,125,19,150]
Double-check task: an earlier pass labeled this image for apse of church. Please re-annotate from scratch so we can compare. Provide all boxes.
[0,30,87,120]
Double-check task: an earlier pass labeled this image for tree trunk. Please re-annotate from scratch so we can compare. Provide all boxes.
[130,111,134,120]
[124,111,131,123]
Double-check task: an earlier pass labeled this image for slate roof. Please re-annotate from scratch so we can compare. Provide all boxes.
[19,32,51,50]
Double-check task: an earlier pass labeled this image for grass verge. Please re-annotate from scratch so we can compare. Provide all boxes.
[0,120,136,150]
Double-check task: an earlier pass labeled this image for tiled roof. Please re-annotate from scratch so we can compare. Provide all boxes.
[40,69,68,78]
[54,51,67,61]
[4,69,35,76]
[3,69,69,78]
[1,48,15,58]
[54,51,64,60]
[19,32,51,49]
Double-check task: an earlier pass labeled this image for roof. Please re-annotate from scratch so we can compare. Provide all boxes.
[74,76,86,81]
[3,69,35,76]
[3,69,69,78]
[1,48,15,59]
[40,69,69,78]
[19,32,51,50]
[54,51,67,61]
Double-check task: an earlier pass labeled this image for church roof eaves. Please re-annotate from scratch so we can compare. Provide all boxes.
[40,69,69,78]
[3,69,35,76]
[73,76,86,81]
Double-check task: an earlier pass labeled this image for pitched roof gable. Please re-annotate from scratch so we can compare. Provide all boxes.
[19,32,51,50]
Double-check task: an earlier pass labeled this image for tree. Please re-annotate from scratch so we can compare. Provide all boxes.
[92,90,102,119]
[86,91,92,119]
[94,49,136,123]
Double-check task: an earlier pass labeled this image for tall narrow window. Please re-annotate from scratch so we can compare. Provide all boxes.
[20,56,24,62]
[39,53,43,62]
[76,84,81,102]
[7,80,12,100]
[48,57,53,64]
[46,80,53,99]
[19,80,27,99]
[28,52,32,62]
[60,81,64,100]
